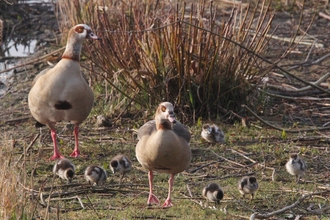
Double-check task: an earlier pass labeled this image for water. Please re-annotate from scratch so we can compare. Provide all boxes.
[0,37,39,96]
[4,39,38,57]
[0,0,57,95]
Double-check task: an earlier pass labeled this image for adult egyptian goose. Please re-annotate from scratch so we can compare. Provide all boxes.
[136,102,191,208]
[84,165,107,186]
[238,176,259,199]
[201,124,225,143]
[110,154,132,183]
[53,158,75,184]
[285,154,307,183]
[202,183,224,205]
[28,24,99,160]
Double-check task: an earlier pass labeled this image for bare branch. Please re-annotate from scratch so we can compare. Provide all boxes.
[250,190,330,219]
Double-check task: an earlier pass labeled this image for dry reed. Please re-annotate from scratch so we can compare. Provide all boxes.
[56,0,276,122]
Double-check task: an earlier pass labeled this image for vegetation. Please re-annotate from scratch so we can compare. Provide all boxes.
[1,0,330,220]
[56,0,277,121]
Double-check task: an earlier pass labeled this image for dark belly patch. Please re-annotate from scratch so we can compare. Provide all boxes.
[54,100,72,110]
[35,121,45,128]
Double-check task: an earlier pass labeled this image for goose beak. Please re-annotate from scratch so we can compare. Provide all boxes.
[87,31,101,40]
[168,115,175,123]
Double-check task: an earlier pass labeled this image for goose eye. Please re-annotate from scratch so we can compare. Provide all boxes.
[75,26,85,34]
[161,106,166,112]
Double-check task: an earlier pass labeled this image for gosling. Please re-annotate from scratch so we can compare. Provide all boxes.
[201,124,225,143]
[84,165,107,186]
[202,183,224,205]
[238,176,259,199]
[285,154,307,183]
[53,158,75,184]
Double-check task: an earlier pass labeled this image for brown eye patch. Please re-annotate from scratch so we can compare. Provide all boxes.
[161,106,166,112]
[75,26,85,34]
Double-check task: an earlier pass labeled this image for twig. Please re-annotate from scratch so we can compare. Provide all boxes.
[15,133,40,167]
[45,174,57,219]
[319,12,330,21]
[2,116,31,124]
[284,52,330,71]
[120,191,149,209]
[251,190,330,219]
[208,149,246,168]
[231,149,276,181]
[307,204,330,215]
[85,195,102,219]
[266,34,323,48]
[188,161,217,173]
[259,88,330,101]
[265,72,330,92]
[181,192,205,209]
[186,184,193,198]
[177,20,329,94]
[19,182,40,196]
[4,0,13,5]
[242,104,330,133]
[42,195,85,209]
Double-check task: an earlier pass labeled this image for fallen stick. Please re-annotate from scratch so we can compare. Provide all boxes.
[242,104,330,133]
[15,133,40,167]
[319,12,330,21]
[231,149,276,181]
[264,72,330,93]
[250,190,330,219]
[208,149,246,168]
[188,161,217,173]
[41,195,85,209]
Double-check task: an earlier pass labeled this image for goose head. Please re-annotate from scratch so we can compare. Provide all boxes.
[155,102,176,130]
[62,24,100,61]
[69,24,100,42]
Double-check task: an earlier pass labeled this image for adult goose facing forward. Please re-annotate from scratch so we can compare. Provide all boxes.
[136,102,191,208]
[28,24,99,160]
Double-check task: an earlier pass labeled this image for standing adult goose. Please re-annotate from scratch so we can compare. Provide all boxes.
[136,102,191,208]
[28,24,99,160]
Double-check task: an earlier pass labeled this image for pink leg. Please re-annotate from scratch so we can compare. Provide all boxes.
[70,125,80,157]
[162,174,175,208]
[147,171,160,205]
[49,129,64,160]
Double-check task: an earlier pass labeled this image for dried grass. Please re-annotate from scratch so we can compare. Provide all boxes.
[56,0,276,122]
[0,138,25,220]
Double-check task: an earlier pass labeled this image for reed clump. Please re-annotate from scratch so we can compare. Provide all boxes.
[56,0,275,121]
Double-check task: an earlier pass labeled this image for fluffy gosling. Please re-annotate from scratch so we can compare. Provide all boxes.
[201,124,225,143]
[84,165,107,186]
[110,154,132,183]
[285,154,307,183]
[53,158,75,184]
[238,176,259,199]
[202,183,224,205]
